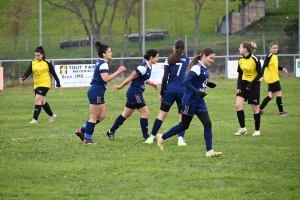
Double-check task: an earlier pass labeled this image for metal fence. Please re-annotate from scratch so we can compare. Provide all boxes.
[1,54,299,87]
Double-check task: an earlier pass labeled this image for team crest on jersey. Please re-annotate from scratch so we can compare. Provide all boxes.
[248,63,251,67]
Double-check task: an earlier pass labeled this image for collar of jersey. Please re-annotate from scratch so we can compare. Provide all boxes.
[243,53,252,59]
[198,60,207,68]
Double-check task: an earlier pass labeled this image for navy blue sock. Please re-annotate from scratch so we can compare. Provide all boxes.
[140,118,148,138]
[81,120,99,133]
[85,121,96,140]
[204,128,212,151]
[80,120,88,133]
[150,118,163,136]
[178,131,185,138]
[110,115,126,133]
[162,124,184,140]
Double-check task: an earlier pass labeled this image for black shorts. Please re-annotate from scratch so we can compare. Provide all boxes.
[268,81,281,92]
[34,87,49,96]
[125,102,146,110]
[236,80,260,105]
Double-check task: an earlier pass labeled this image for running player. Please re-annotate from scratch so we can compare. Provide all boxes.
[106,49,159,141]
[259,41,288,116]
[74,41,126,144]
[156,47,222,158]
[145,40,190,146]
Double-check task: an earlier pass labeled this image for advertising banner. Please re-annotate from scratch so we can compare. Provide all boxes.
[54,63,165,88]
[296,59,300,77]
[54,64,95,88]
[227,60,264,79]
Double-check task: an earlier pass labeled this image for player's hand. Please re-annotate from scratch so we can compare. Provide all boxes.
[207,82,216,88]
[236,89,241,93]
[283,68,288,73]
[19,77,25,84]
[158,95,163,101]
[118,66,126,72]
[198,92,207,98]
[114,84,123,90]
[153,84,159,90]
[258,77,264,82]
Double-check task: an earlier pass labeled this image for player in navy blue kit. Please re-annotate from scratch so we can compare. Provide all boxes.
[75,41,126,144]
[144,40,190,146]
[156,47,222,158]
[106,49,159,141]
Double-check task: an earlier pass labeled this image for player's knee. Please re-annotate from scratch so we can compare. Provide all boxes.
[179,122,189,130]
[203,120,212,129]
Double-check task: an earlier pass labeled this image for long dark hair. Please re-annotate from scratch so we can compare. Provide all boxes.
[168,40,184,65]
[35,46,46,59]
[95,41,110,58]
[143,49,158,60]
[185,47,215,76]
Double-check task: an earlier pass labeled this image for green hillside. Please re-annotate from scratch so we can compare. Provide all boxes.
[0,0,298,59]
[0,0,241,59]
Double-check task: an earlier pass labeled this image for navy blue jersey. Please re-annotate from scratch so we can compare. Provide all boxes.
[90,59,109,94]
[127,61,152,95]
[182,61,209,106]
[164,55,190,93]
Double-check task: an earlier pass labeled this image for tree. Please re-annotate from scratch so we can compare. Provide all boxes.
[104,0,118,43]
[1,0,34,59]
[284,17,299,52]
[120,0,139,65]
[193,0,205,56]
[45,0,113,45]
[240,0,246,35]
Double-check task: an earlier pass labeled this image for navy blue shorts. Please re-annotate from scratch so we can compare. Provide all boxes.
[87,88,105,104]
[180,103,208,117]
[161,91,183,113]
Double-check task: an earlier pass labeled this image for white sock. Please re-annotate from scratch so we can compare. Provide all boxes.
[178,136,184,141]
[149,135,155,140]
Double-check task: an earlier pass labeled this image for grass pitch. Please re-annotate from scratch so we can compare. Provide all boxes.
[0,77,299,199]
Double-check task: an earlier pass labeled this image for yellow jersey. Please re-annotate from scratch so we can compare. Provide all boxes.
[238,54,261,82]
[262,53,281,84]
[22,59,61,89]
[237,54,262,89]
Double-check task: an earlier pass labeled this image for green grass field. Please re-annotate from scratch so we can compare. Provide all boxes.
[1,77,300,199]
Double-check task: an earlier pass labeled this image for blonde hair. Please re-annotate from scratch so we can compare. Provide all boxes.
[241,41,257,53]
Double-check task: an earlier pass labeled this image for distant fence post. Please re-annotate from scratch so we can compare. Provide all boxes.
[0,66,3,91]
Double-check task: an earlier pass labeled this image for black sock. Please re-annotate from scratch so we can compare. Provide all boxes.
[254,113,260,131]
[237,110,245,128]
[33,105,42,120]
[276,97,283,112]
[42,102,53,116]
[260,96,271,110]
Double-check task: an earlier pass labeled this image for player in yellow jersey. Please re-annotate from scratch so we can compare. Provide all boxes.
[19,46,62,124]
[259,41,288,116]
[234,41,263,136]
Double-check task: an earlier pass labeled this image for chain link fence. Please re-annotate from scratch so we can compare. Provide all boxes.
[0,33,299,87]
